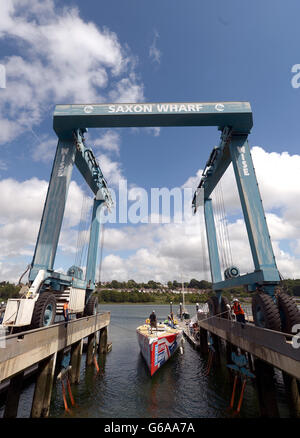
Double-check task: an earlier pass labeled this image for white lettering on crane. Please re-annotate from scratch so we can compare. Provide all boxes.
[107,103,207,114]
[84,105,94,113]
[157,104,169,112]
[215,103,225,112]
[57,148,69,177]
[237,146,250,176]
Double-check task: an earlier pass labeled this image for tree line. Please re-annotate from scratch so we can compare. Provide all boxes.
[0,282,21,300]
[96,279,212,290]
[96,289,215,304]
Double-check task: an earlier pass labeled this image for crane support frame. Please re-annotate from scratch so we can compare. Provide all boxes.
[30,101,254,297]
[192,128,280,293]
[53,101,253,135]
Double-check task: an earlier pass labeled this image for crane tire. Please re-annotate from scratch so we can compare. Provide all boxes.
[31,292,56,328]
[84,295,98,316]
[207,296,219,316]
[220,295,231,319]
[252,292,281,331]
[276,291,300,334]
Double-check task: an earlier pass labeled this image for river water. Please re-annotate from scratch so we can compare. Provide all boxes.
[0,303,293,418]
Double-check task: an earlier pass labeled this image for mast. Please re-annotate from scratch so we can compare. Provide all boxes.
[181,277,185,311]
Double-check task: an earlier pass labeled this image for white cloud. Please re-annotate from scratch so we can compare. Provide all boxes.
[31,133,57,163]
[93,130,121,155]
[0,0,144,145]
[109,72,144,102]
[98,147,300,283]
[2,137,300,284]
[145,127,160,137]
[149,30,162,65]
[0,177,89,281]
[96,153,124,186]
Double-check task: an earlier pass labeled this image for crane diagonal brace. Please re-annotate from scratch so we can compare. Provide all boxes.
[192,127,280,291]
[192,127,232,211]
[73,129,113,210]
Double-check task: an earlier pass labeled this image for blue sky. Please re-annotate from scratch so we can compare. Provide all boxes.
[1,0,300,283]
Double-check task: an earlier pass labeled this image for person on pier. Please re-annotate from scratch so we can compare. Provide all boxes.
[232,298,246,324]
[63,301,69,326]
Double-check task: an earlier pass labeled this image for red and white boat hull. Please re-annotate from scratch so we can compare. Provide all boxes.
[137,325,183,376]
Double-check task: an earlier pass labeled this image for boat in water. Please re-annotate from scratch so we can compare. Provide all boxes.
[136,322,183,376]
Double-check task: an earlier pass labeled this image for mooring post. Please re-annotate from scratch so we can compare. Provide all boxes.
[98,326,108,354]
[254,359,279,417]
[247,352,255,375]
[54,349,65,382]
[70,339,83,384]
[225,341,237,359]
[282,372,300,418]
[225,341,236,362]
[31,352,57,418]
[199,327,209,354]
[211,334,220,362]
[86,333,96,366]
[225,341,238,383]
[3,371,24,418]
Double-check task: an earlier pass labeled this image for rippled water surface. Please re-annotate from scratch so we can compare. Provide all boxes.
[0,303,293,418]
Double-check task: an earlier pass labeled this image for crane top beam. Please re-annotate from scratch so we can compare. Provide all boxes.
[53,101,253,136]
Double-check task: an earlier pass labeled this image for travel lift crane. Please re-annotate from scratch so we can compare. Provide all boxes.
[192,128,300,333]
[3,127,113,330]
[3,100,299,333]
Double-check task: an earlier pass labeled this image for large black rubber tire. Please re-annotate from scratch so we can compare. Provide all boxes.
[31,292,56,329]
[84,295,98,316]
[277,291,300,333]
[252,292,281,331]
[220,295,231,319]
[207,296,219,316]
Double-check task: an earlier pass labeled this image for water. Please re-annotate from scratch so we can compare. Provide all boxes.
[49,304,261,418]
[0,303,293,418]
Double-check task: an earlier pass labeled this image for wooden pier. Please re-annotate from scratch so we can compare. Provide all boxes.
[198,315,300,379]
[0,312,110,418]
[178,311,300,417]
[178,320,201,351]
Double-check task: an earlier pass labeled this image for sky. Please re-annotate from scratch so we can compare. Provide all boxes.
[1,0,300,284]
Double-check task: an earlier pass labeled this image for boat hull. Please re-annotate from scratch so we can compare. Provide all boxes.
[137,326,183,376]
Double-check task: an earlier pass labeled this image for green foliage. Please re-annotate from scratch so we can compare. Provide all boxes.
[96,288,213,304]
[98,289,153,303]
[188,279,212,289]
[281,279,300,296]
[0,282,20,300]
